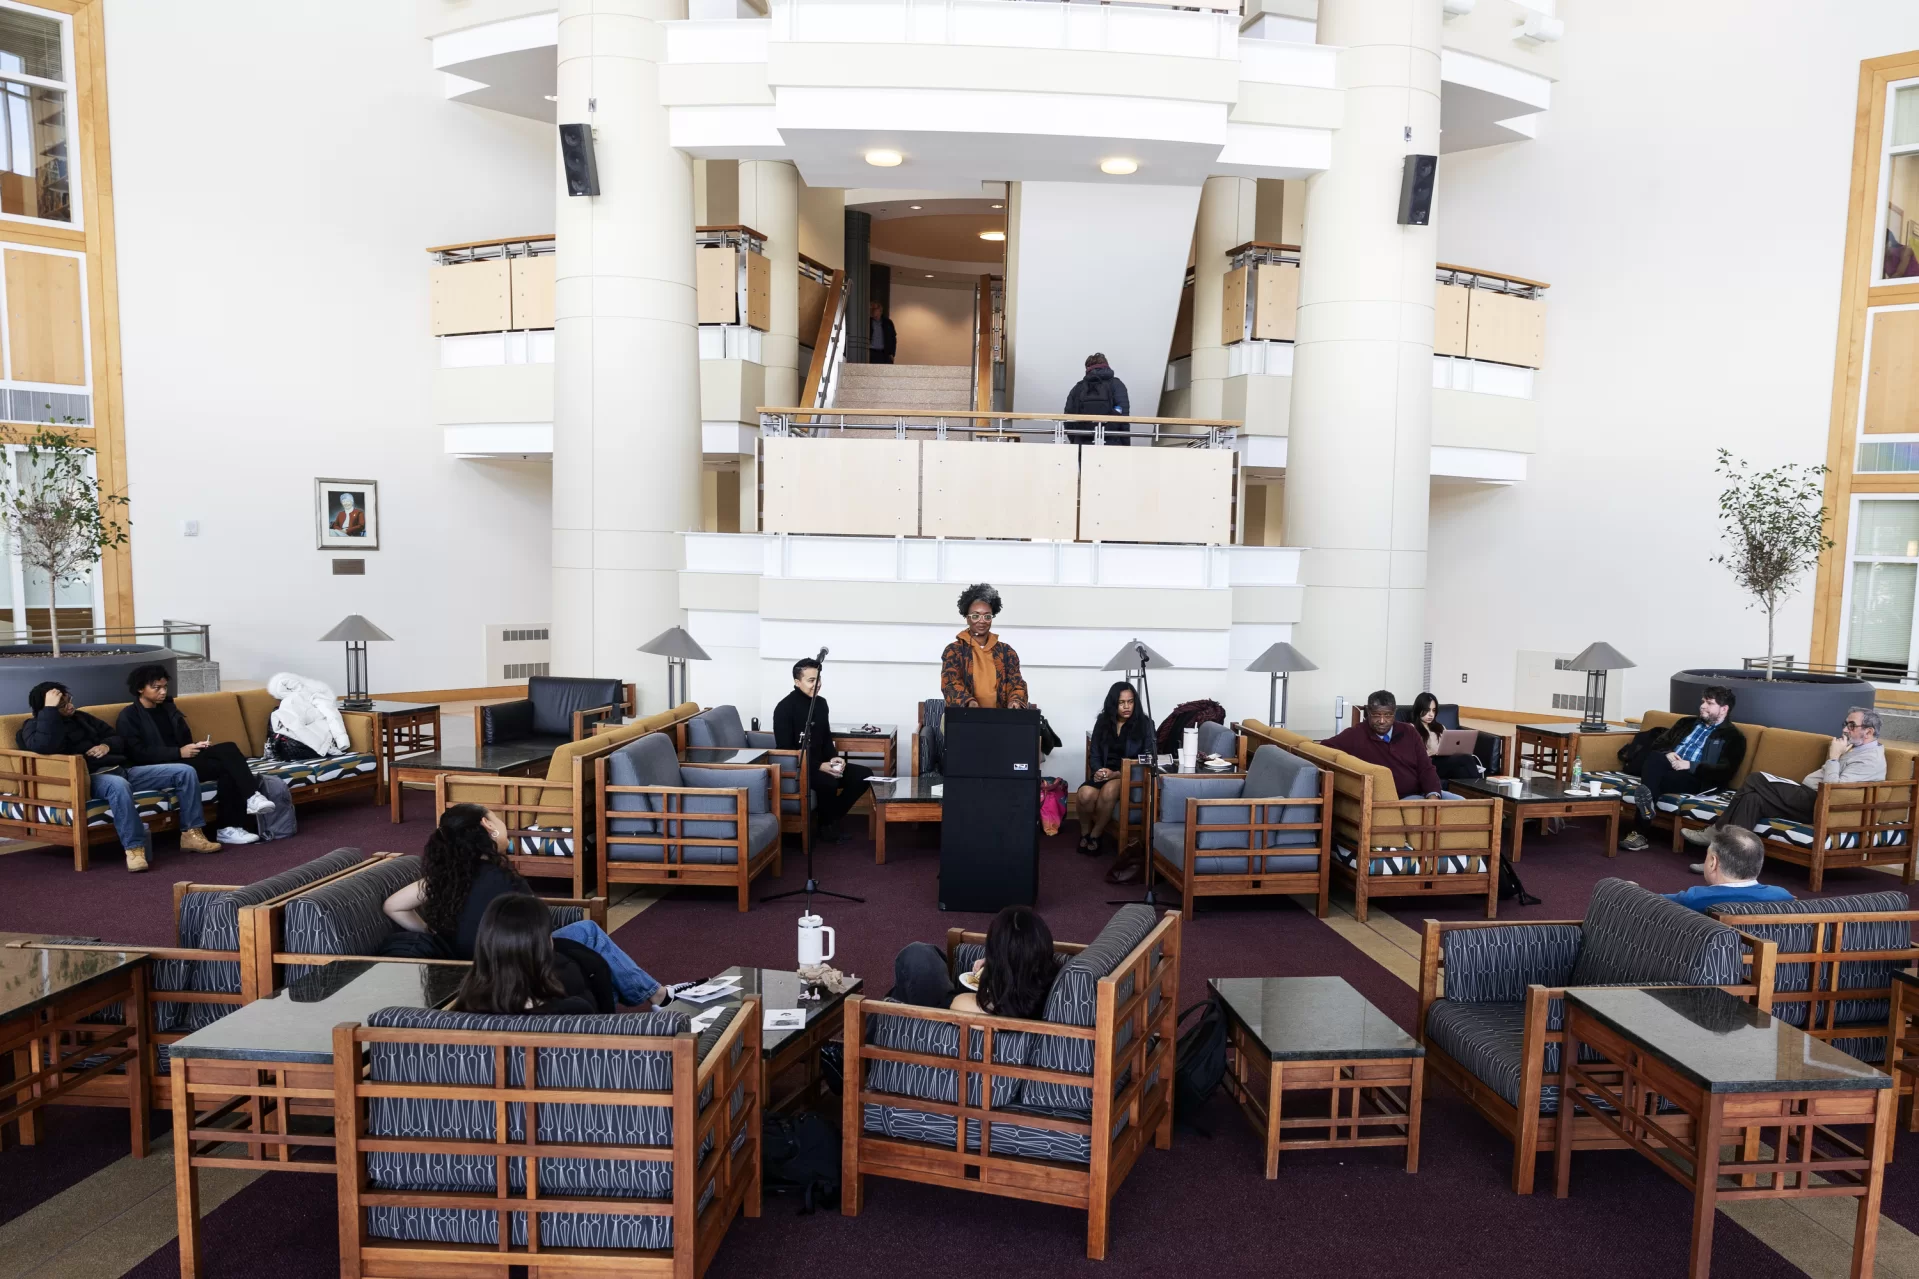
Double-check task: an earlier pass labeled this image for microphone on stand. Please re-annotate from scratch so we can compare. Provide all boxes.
[817,646,829,663]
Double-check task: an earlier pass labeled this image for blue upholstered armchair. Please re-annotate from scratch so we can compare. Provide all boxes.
[334,999,761,1276]
[1417,878,1779,1194]
[1147,744,1330,917]
[685,703,812,849]
[596,731,782,911]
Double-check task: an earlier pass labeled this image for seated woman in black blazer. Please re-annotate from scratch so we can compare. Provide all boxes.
[1074,681,1155,855]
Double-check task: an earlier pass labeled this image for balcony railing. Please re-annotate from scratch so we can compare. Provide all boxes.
[761,408,1236,448]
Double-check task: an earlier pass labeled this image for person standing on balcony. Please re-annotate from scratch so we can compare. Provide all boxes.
[868,300,896,365]
[941,583,1029,710]
[1064,353,1130,444]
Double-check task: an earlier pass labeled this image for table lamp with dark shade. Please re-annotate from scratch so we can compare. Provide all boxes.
[1101,639,1173,721]
[638,626,711,707]
[1246,641,1317,726]
[1568,641,1634,733]
[319,614,392,711]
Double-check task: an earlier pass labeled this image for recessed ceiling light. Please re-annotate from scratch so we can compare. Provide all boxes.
[909,204,922,210]
[978,230,1005,241]
[1100,157,1138,175]
[990,203,1003,209]
[865,149,903,167]
[925,273,935,278]
[543,95,558,102]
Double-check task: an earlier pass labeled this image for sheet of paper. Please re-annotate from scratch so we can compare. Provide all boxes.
[675,977,744,1005]
[764,1008,807,1031]
[865,776,897,784]
[689,1008,724,1032]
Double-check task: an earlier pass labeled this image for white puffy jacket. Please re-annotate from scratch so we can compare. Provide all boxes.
[268,672,350,755]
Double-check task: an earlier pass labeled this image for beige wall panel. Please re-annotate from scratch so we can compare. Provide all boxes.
[1434,282,1470,357]
[745,250,771,331]
[1169,281,1194,360]
[1865,308,1919,433]
[798,273,829,343]
[1221,265,1248,346]
[1465,289,1546,368]
[921,440,1076,539]
[759,575,1233,630]
[509,255,555,330]
[1242,482,1267,545]
[696,246,738,324]
[429,259,510,336]
[1252,262,1298,341]
[762,437,917,535]
[4,249,85,385]
[1080,446,1234,544]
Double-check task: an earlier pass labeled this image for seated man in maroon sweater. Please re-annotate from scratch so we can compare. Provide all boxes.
[1322,689,1461,800]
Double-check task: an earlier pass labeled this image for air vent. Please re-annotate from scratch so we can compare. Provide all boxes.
[486,622,552,683]
[503,661,550,678]
[6,389,90,426]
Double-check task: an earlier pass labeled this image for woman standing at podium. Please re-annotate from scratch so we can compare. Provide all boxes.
[940,583,1029,709]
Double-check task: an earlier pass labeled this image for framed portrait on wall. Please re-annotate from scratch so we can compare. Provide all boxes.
[316,478,379,550]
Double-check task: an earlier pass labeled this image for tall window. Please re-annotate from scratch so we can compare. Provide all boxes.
[1844,498,1919,681]
[0,2,71,226]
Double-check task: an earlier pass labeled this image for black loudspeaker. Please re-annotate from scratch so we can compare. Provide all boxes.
[1397,153,1437,226]
[560,123,600,197]
[939,707,1041,913]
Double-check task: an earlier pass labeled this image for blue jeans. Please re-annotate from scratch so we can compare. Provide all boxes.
[1400,790,1466,801]
[553,920,659,1006]
[95,763,204,850]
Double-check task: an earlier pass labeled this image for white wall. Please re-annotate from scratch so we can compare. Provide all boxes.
[105,0,557,691]
[1425,0,1919,714]
[890,281,974,366]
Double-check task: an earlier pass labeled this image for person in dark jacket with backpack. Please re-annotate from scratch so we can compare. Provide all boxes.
[1615,686,1746,852]
[1076,681,1155,856]
[116,663,269,846]
[1064,352,1130,444]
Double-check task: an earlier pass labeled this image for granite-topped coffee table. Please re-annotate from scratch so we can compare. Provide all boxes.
[1558,986,1895,1279]
[663,964,863,1115]
[1450,773,1623,862]
[869,772,942,865]
[0,933,148,1157]
[1209,975,1424,1178]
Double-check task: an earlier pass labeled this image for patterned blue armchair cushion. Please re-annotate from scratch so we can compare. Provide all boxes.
[605,732,680,841]
[280,856,424,983]
[1712,890,1913,1059]
[363,1006,698,1251]
[686,706,747,751]
[1756,815,1911,851]
[1439,923,1582,1003]
[244,752,378,790]
[0,784,173,831]
[1023,904,1158,1115]
[1569,877,1745,987]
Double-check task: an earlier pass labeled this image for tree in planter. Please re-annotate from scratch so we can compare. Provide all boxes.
[1712,448,1833,681]
[0,428,129,656]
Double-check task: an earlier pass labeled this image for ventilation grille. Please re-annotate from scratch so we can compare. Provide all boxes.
[502,628,548,642]
[5,389,90,426]
[1422,642,1433,694]
[485,622,552,684]
[503,661,550,679]
[1551,691,1602,713]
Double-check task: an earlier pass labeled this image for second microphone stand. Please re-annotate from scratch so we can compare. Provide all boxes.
[762,658,864,906]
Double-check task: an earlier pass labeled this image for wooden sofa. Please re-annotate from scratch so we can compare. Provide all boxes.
[0,689,380,871]
[333,999,761,1279]
[597,730,783,911]
[1418,878,1779,1194]
[1580,710,1919,890]
[842,904,1181,1260]
[439,701,703,898]
[1148,743,1332,918]
[1242,720,1502,922]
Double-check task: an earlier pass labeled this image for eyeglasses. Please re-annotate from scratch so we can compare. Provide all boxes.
[1844,720,1867,730]
[966,612,993,620]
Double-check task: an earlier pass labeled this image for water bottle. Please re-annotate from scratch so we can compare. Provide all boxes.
[1570,758,1583,791]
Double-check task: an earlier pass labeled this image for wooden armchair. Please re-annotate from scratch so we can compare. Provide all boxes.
[842,905,1180,1259]
[597,731,782,911]
[333,999,761,1278]
[1325,752,1501,922]
[0,747,168,871]
[438,731,627,899]
[1148,744,1332,918]
[1417,879,1778,1194]
[684,704,811,855]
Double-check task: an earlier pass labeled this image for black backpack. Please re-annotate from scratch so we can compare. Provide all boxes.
[1173,994,1228,1122]
[761,1111,840,1214]
[1499,858,1540,906]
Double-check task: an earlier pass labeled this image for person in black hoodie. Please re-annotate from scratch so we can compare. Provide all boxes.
[1064,352,1130,444]
[16,680,220,872]
[115,663,269,846]
[1616,686,1747,852]
[1075,681,1155,856]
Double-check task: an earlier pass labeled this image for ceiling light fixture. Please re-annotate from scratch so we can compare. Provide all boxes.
[865,149,903,167]
[925,273,935,278]
[978,230,1005,241]
[543,94,558,102]
[909,204,922,210]
[991,203,1003,209]
[1100,157,1138,175]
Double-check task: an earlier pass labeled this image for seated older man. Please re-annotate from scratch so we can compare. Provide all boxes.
[1680,707,1886,872]
[1664,826,1792,913]
[1322,689,1460,800]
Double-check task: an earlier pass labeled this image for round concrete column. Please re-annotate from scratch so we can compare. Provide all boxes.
[552,0,701,710]
[738,159,800,408]
[1188,176,1255,421]
[1280,0,1440,726]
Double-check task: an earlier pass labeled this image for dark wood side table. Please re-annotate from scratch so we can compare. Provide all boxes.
[664,964,862,1116]
[868,773,943,865]
[1449,774,1622,862]
[1890,969,1917,1133]
[361,700,440,817]
[387,742,553,823]
[1513,722,1632,784]
[0,933,148,1158]
[1210,975,1424,1178]
[1557,985,1895,1279]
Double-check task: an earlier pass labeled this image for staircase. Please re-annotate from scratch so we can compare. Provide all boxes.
[833,363,974,413]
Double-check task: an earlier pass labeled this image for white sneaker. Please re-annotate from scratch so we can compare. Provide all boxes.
[216,826,260,845]
[245,792,275,815]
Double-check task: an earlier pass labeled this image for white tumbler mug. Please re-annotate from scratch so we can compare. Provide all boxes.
[797,912,836,967]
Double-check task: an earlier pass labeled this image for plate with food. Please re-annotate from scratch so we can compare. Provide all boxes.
[958,968,981,992]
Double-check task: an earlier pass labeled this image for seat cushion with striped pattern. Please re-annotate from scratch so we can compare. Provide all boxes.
[1755,817,1911,850]
[1333,845,1486,876]
[0,787,173,830]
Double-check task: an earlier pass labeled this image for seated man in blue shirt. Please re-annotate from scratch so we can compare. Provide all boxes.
[1663,825,1792,914]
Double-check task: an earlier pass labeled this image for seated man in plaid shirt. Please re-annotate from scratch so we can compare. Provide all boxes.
[1616,686,1747,852]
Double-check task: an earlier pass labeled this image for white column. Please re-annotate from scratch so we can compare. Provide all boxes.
[738,159,800,408]
[552,0,700,712]
[1280,0,1440,726]
[1188,176,1255,421]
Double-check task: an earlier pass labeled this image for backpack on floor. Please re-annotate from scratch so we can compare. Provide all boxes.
[762,1111,840,1214]
[1499,857,1540,906]
[251,775,298,842]
[1174,994,1228,1122]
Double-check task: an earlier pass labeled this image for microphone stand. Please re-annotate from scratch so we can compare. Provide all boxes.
[1110,643,1165,910]
[763,652,864,906]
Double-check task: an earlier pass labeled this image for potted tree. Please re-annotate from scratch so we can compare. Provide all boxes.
[0,427,128,657]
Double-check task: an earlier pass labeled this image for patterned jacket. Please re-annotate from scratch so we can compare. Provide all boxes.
[940,631,1029,708]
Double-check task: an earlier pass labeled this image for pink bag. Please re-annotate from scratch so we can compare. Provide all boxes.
[1039,776,1067,836]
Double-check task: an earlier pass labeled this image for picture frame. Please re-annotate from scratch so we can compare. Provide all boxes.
[316,478,379,550]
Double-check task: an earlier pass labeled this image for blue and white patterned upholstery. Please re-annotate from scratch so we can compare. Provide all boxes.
[244,752,378,788]
[1753,816,1911,850]
[0,786,173,831]
[1673,791,1733,822]
[1569,877,1745,987]
[1585,770,1718,817]
[362,1005,714,1251]
[279,856,424,984]
[1712,890,1912,1061]
[1438,924,1581,1003]
[1023,904,1157,1113]
[1333,845,1484,876]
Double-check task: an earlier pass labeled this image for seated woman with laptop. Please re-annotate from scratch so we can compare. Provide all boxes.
[1409,692,1486,782]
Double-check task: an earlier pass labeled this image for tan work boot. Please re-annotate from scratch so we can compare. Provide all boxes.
[179,828,222,854]
[125,846,149,873]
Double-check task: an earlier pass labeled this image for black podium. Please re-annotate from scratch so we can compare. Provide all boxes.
[939,706,1040,912]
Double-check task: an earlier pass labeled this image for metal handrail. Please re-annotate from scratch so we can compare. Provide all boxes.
[1740,656,1911,682]
[428,236,554,265]
[759,408,1237,449]
[7,621,211,657]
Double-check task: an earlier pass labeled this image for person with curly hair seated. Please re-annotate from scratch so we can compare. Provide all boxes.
[940,582,1029,709]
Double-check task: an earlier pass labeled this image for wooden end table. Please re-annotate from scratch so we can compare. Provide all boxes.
[833,723,897,816]
[1449,774,1622,862]
[359,700,440,815]
[387,742,553,823]
[1557,985,1895,1279]
[868,773,943,865]
[1890,969,1917,1132]
[1210,975,1424,1179]
[664,964,862,1116]
[0,934,148,1158]
[1513,722,1633,784]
